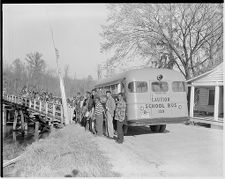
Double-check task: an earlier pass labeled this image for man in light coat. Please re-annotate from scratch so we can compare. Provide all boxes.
[105,91,116,138]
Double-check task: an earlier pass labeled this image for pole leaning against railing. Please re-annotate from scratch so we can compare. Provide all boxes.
[47,18,69,125]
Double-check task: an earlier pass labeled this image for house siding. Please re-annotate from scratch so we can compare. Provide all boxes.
[196,86,223,115]
[194,64,223,84]
[199,88,209,105]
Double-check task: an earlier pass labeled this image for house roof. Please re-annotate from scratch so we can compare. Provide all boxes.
[187,62,223,85]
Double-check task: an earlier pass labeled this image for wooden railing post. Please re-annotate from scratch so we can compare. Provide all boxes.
[45,102,48,120]
[53,103,55,121]
[20,110,25,132]
[29,99,32,108]
[3,104,6,126]
[13,132,16,142]
[61,105,64,124]
[39,100,42,112]
[13,110,18,131]
[34,99,36,110]
[35,121,39,141]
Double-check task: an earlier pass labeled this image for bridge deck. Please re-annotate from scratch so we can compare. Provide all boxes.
[3,94,75,125]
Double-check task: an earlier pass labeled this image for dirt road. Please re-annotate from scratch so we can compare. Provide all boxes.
[93,124,223,177]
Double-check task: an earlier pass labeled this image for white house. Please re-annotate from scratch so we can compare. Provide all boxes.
[186,62,223,128]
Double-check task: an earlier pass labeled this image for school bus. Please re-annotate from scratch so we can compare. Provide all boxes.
[94,67,188,133]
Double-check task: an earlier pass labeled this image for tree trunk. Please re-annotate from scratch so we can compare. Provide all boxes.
[185,67,191,80]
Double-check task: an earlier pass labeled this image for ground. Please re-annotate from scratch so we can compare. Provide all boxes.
[3,123,223,177]
[93,123,223,177]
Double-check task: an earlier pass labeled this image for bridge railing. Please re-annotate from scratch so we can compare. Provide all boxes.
[3,94,75,124]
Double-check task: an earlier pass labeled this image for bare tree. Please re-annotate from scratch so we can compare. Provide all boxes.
[25,52,46,90]
[3,57,97,97]
[100,3,223,79]
[11,58,28,94]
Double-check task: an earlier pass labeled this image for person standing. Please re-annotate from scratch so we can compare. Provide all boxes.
[91,89,97,100]
[91,89,97,133]
[86,91,95,133]
[74,92,81,123]
[94,96,104,136]
[114,93,126,144]
[81,95,88,127]
[105,91,116,138]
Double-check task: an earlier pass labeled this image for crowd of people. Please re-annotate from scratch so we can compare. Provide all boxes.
[73,90,126,144]
[10,85,127,143]
[20,86,62,104]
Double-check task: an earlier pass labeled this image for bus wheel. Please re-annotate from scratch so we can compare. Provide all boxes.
[159,125,166,133]
[123,125,128,135]
[150,125,160,133]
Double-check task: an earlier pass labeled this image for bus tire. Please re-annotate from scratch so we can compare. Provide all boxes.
[123,125,128,135]
[150,125,160,133]
[159,125,166,133]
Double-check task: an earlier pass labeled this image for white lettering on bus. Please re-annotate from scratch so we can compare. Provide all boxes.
[152,97,170,102]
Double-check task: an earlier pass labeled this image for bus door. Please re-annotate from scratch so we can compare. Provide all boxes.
[149,81,171,119]
[127,81,150,120]
[169,81,188,118]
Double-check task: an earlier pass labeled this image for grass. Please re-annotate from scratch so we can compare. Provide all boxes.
[3,142,26,161]
[4,125,119,177]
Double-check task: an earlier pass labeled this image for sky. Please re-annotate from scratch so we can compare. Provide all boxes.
[3,4,109,79]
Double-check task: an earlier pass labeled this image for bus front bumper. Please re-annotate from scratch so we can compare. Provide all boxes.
[127,117,189,126]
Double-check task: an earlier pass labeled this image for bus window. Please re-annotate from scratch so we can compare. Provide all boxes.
[151,82,168,92]
[111,84,118,94]
[105,86,110,91]
[128,81,148,93]
[172,81,185,92]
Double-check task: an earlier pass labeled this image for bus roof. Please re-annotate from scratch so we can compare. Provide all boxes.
[95,67,185,88]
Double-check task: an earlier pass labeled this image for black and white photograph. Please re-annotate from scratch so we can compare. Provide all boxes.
[2,3,224,177]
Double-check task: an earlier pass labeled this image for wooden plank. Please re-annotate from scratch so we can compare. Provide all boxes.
[3,155,22,168]
[34,99,36,110]
[61,105,64,124]
[13,110,18,130]
[53,103,56,121]
[35,121,39,141]
[20,110,25,132]
[3,104,6,126]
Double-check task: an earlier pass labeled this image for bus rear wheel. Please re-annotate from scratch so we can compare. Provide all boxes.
[159,125,166,132]
[150,125,160,132]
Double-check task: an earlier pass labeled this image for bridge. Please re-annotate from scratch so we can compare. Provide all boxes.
[2,93,75,138]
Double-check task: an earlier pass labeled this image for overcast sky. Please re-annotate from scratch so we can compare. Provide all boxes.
[3,4,109,79]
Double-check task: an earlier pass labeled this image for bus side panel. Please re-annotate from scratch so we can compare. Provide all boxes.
[168,92,188,117]
[126,93,151,120]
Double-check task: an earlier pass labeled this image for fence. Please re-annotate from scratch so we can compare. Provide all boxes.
[3,94,75,124]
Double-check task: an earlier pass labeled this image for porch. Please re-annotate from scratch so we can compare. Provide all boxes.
[186,63,224,129]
